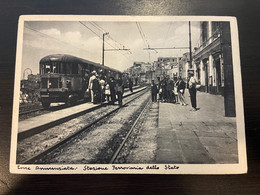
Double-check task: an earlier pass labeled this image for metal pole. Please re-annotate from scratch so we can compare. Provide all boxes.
[102,32,109,65]
[189,21,192,69]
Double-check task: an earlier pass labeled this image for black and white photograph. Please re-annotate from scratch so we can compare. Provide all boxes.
[10,15,246,174]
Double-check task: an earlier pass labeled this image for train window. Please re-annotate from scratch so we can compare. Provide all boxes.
[57,63,61,74]
[66,63,72,74]
[72,64,78,74]
[78,64,83,75]
[60,62,66,74]
[53,63,58,73]
[45,64,51,73]
[89,64,94,72]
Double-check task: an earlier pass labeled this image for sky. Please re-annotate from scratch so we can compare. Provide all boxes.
[21,20,200,78]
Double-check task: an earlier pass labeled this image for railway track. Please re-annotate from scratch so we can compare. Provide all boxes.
[18,86,147,141]
[19,87,149,164]
[19,107,44,116]
[18,86,141,118]
[109,98,152,164]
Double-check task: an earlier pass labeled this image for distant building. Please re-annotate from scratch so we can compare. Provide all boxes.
[153,57,182,82]
[178,52,191,82]
[127,62,153,84]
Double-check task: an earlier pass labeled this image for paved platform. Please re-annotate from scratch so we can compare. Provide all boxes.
[155,91,238,164]
[18,86,146,135]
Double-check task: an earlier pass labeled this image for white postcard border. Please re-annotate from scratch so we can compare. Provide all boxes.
[10,15,247,174]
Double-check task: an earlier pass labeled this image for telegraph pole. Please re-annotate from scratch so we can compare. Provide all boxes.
[102,32,109,65]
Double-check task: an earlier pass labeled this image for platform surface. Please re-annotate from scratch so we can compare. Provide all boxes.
[155,91,238,164]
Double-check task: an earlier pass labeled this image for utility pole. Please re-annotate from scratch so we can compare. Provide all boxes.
[189,21,192,69]
[102,32,109,65]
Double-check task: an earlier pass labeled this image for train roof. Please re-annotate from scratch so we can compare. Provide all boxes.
[40,54,121,73]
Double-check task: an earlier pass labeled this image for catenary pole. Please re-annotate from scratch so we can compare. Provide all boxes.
[189,21,192,69]
[102,32,109,65]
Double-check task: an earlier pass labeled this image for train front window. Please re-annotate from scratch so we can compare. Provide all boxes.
[65,63,78,74]
[41,62,79,75]
[45,65,51,73]
[41,63,61,74]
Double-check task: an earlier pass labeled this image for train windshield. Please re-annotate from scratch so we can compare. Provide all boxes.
[40,62,79,75]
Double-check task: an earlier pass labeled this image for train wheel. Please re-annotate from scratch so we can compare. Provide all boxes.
[42,101,50,109]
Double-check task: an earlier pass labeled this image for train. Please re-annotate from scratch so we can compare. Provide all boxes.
[39,54,122,108]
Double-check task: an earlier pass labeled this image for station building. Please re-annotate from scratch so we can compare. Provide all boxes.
[192,22,225,95]
[192,21,235,116]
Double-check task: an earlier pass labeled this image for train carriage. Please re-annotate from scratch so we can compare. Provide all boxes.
[39,54,121,108]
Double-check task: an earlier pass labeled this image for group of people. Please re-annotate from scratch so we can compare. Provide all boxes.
[87,70,125,106]
[151,72,198,111]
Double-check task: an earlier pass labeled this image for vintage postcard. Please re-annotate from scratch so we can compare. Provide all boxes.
[10,15,247,174]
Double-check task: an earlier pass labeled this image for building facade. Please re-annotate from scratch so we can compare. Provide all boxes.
[193,21,224,95]
[192,21,235,116]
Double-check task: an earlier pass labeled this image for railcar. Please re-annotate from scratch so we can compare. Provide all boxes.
[39,54,121,108]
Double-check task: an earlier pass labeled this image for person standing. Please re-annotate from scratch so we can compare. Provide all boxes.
[88,71,97,103]
[188,72,198,111]
[166,76,174,103]
[104,82,110,103]
[109,77,116,105]
[99,76,106,103]
[128,78,133,93]
[116,76,124,106]
[176,76,187,106]
[160,77,166,102]
[151,80,158,102]
[92,75,101,104]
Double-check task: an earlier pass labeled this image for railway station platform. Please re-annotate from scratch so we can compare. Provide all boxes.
[18,86,146,140]
[155,91,238,164]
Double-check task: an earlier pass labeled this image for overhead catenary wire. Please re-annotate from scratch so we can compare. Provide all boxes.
[24,26,100,59]
[87,21,132,55]
[136,22,155,62]
[91,22,107,33]
[79,21,132,62]
[163,22,172,47]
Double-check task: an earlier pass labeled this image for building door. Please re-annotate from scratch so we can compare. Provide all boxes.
[196,63,201,83]
[215,58,221,94]
[203,60,208,92]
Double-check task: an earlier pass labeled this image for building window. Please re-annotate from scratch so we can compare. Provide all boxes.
[202,22,208,43]
[212,22,220,34]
